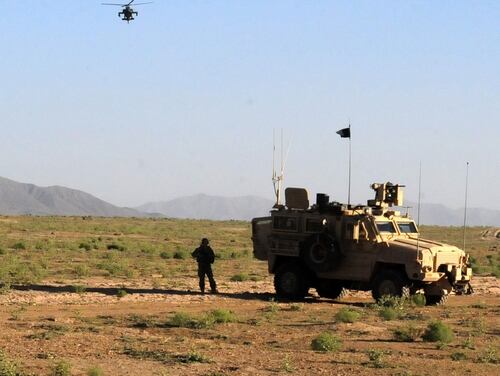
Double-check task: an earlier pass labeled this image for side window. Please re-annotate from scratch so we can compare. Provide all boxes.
[273,216,298,231]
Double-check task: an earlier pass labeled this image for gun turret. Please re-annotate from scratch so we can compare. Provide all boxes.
[367,182,404,207]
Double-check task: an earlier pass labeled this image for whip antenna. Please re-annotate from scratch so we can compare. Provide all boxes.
[272,129,292,208]
[416,161,422,252]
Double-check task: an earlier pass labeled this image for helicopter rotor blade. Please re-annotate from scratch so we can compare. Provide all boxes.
[101,3,127,6]
[132,2,154,5]
[127,0,135,5]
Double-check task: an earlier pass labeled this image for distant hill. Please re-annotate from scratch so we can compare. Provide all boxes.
[402,201,500,227]
[137,194,275,221]
[138,195,500,225]
[0,176,147,217]
[1,175,498,225]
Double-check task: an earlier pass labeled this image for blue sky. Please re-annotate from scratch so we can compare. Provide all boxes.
[1,1,499,209]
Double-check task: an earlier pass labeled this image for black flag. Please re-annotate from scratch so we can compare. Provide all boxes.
[336,127,350,138]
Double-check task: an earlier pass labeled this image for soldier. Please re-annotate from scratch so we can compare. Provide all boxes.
[191,238,218,294]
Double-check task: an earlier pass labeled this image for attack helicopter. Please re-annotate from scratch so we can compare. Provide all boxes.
[102,0,153,23]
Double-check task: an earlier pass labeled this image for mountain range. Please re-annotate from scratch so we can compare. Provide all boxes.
[0,176,498,226]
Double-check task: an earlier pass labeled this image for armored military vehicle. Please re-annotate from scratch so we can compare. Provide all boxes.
[252,182,472,305]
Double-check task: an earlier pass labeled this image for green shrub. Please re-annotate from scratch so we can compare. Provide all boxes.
[0,247,6,255]
[367,349,387,368]
[208,309,237,324]
[0,350,22,376]
[311,332,342,352]
[411,294,426,307]
[72,285,87,294]
[335,308,360,323]
[422,321,454,343]
[87,366,104,376]
[12,242,26,250]
[230,273,249,282]
[177,351,210,363]
[107,243,126,252]
[167,312,200,328]
[477,346,498,364]
[74,265,90,277]
[173,251,187,260]
[79,243,92,251]
[159,251,171,259]
[393,324,423,342]
[51,360,71,376]
[116,289,128,298]
[451,352,467,361]
[377,295,406,309]
[379,307,399,321]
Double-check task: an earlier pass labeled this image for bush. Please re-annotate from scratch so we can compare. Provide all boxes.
[411,294,426,307]
[0,350,22,376]
[51,360,71,376]
[311,332,342,352]
[451,352,467,361]
[173,251,187,260]
[167,312,199,328]
[335,308,360,323]
[208,309,237,324]
[393,324,423,342]
[72,285,87,294]
[87,366,104,376]
[107,243,126,252]
[367,349,387,368]
[177,351,210,363]
[117,289,128,298]
[230,273,249,282]
[159,251,171,259]
[477,346,498,364]
[377,295,406,309]
[379,307,399,321]
[12,242,26,250]
[422,321,454,343]
[79,243,92,251]
[74,265,90,277]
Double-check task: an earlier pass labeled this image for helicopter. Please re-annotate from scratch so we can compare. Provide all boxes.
[102,0,153,23]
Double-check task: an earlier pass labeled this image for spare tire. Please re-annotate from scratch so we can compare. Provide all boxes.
[302,234,341,273]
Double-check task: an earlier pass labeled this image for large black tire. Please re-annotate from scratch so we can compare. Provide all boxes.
[425,294,448,306]
[274,262,309,300]
[371,270,409,302]
[316,279,348,300]
[302,234,341,273]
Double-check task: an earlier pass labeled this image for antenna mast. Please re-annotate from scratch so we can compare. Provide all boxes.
[416,161,422,252]
[272,129,283,207]
[463,162,469,252]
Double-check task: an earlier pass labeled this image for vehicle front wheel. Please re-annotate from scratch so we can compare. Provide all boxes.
[316,279,348,300]
[425,294,448,306]
[274,262,309,300]
[371,270,409,302]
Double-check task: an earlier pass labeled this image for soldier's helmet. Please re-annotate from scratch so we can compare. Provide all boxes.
[201,238,209,245]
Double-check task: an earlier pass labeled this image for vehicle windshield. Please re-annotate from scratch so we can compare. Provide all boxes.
[397,221,418,233]
[375,221,397,233]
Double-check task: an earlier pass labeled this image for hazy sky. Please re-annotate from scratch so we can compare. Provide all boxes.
[1,1,499,209]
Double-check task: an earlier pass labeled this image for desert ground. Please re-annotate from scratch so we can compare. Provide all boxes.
[0,217,498,375]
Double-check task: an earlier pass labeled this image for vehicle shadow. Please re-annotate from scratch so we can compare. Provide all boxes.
[7,283,274,302]
[7,284,369,306]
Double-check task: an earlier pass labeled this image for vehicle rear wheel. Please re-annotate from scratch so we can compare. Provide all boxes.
[274,262,309,300]
[425,294,448,306]
[303,234,340,273]
[316,279,348,300]
[371,270,409,301]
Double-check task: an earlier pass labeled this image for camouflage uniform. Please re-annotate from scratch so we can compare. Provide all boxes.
[192,239,217,294]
